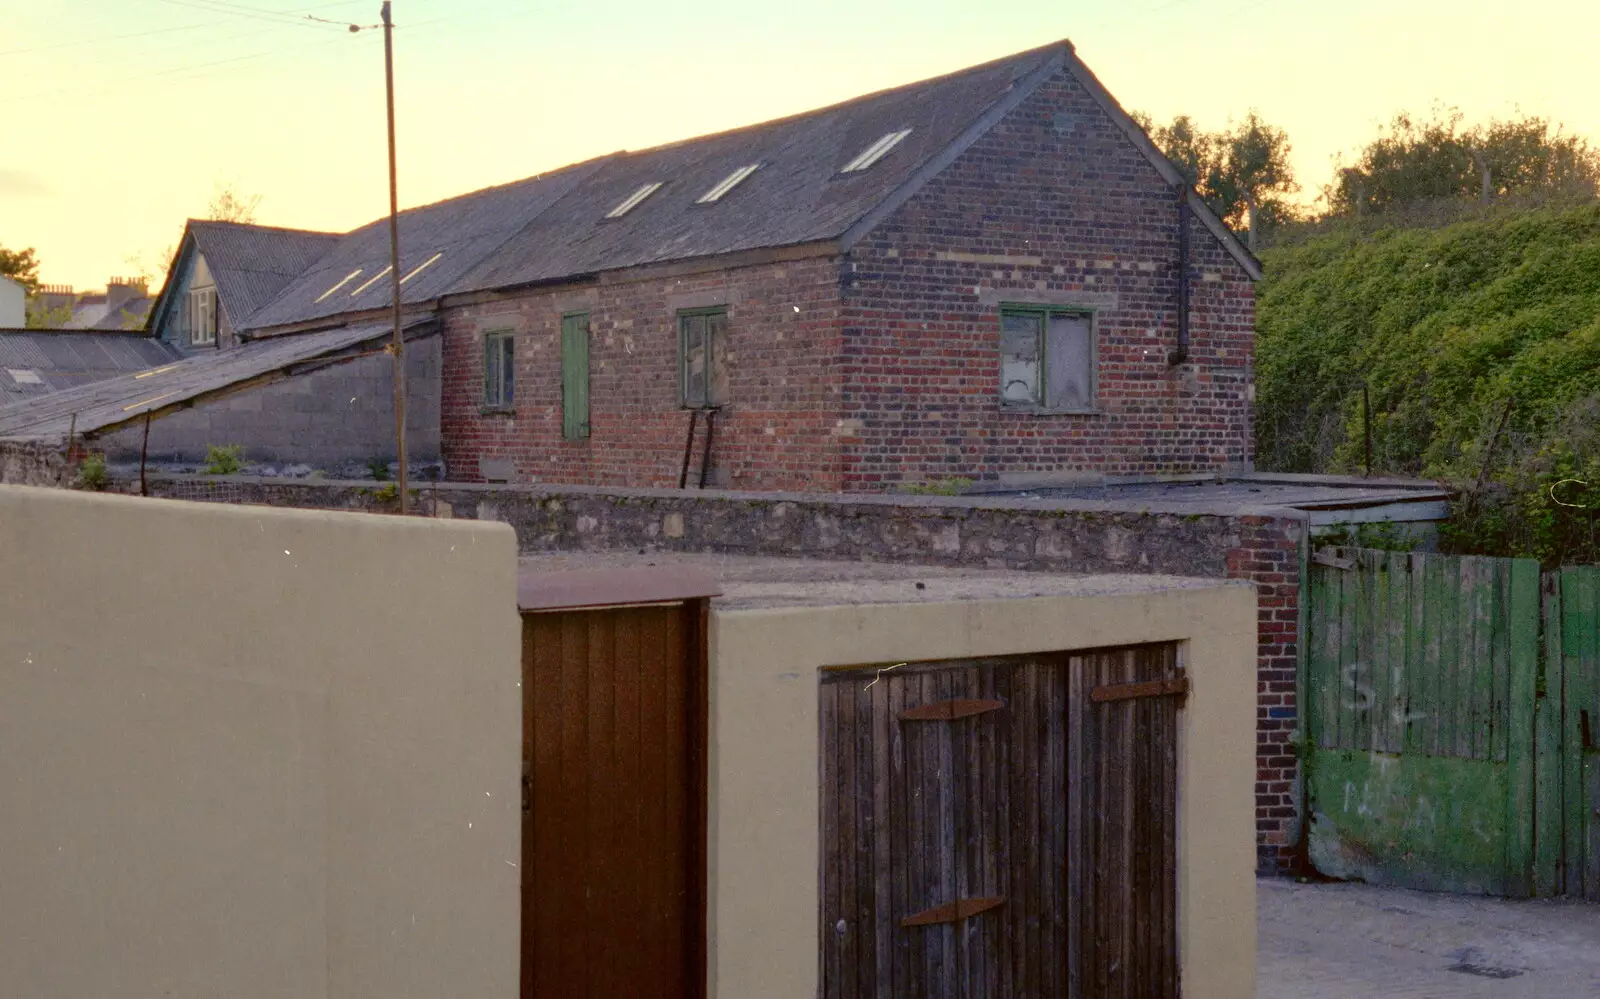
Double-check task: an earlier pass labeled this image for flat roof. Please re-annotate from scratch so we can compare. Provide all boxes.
[518,552,1235,611]
[973,472,1454,523]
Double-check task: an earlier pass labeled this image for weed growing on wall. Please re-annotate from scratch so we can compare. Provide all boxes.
[202,444,245,476]
[73,454,109,491]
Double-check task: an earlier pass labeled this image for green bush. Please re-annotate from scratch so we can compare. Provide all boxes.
[1256,203,1600,564]
[202,444,245,476]
[366,456,391,481]
[74,454,109,491]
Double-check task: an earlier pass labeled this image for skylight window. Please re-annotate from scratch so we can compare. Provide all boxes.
[696,164,760,204]
[606,182,663,218]
[315,269,362,303]
[399,252,443,285]
[841,129,912,173]
[350,265,393,297]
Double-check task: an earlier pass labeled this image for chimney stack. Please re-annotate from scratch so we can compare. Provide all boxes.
[105,276,148,314]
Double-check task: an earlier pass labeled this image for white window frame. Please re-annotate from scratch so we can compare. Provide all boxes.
[187,286,218,346]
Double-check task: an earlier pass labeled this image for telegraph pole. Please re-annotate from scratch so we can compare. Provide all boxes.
[381,1,408,513]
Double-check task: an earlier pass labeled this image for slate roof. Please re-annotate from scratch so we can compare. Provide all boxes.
[243,162,605,330]
[0,320,433,442]
[169,40,1259,338]
[0,331,181,406]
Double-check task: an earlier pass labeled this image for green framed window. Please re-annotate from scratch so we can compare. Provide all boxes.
[678,307,729,409]
[483,330,515,410]
[561,313,590,439]
[999,304,1095,411]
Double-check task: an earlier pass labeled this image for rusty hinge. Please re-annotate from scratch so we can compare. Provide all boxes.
[1312,548,1356,571]
[1090,673,1189,703]
[899,698,1005,722]
[901,896,1005,927]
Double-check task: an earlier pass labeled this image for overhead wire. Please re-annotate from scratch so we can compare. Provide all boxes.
[1,0,368,56]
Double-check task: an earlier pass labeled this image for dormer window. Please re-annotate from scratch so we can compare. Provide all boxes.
[186,287,217,346]
[841,129,912,173]
[696,164,759,204]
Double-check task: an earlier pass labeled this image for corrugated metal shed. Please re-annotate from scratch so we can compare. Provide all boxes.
[0,331,181,405]
[0,320,434,442]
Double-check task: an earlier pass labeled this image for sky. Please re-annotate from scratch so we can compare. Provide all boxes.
[3,0,1598,290]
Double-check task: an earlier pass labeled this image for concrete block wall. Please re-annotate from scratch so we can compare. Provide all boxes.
[99,338,440,467]
[134,475,1307,873]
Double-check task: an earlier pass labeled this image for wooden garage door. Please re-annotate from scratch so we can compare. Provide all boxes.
[521,604,707,999]
[820,645,1182,999]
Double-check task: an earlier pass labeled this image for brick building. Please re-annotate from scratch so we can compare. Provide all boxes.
[22,39,1254,489]
[423,40,1261,490]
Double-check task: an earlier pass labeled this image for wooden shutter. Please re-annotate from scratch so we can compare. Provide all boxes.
[561,314,590,439]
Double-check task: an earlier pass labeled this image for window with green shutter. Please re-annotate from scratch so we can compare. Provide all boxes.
[561,313,590,439]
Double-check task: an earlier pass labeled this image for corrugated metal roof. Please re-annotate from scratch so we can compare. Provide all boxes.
[0,331,181,405]
[0,320,433,442]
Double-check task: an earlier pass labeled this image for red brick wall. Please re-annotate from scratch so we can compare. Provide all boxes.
[439,257,846,491]
[1229,516,1304,873]
[839,69,1256,489]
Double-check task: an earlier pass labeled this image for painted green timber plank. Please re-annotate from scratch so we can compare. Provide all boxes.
[1306,750,1510,894]
[1565,567,1593,897]
[1369,549,1388,753]
[1448,557,1470,759]
[1472,558,1496,761]
[1505,558,1540,898]
[1387,550,1410,755]
[1561,567,1582,895]
[1414,553,1440,755]
[1310,562,1335,751]
[1425,554,1447,758]
[1574,568,1600,899]
[1492,564,1510,764]
[1340,551,1362,752]
[1535,570,1564,896]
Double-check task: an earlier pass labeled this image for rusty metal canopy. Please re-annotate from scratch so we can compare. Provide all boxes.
[517,565,721,613]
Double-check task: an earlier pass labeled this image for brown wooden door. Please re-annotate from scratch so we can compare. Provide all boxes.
[820,645,1181,999]
[521,603,707,999]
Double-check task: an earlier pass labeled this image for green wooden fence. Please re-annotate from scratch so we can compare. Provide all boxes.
[1305,550,1597,899]
[1553,566,1600,900]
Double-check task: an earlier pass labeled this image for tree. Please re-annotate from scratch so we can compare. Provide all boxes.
[206,183,262,224]
[25,300,74,329]
[0,244,41,294]
[1327,107,1600,217]
[124,182,265,286]
[1136,110,1299,249]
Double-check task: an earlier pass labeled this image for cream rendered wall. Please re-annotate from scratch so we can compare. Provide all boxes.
[0,486,522,999]
[708,583,1258,999]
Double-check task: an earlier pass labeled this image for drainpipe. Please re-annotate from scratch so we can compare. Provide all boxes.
[1169,190,1191,366]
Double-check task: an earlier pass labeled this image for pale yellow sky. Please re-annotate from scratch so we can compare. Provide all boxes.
[4,0,1597,290]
